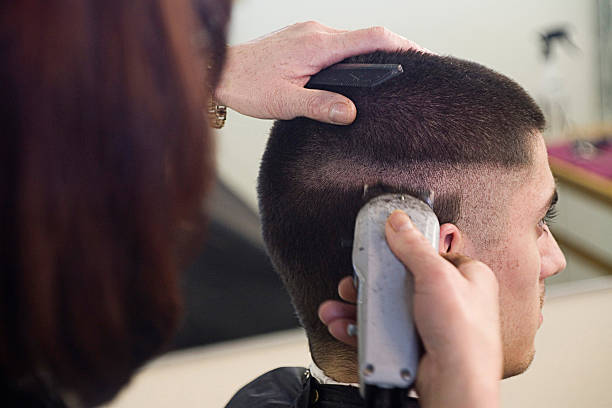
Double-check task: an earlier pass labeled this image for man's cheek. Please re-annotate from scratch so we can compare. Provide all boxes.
[499,257,524,295]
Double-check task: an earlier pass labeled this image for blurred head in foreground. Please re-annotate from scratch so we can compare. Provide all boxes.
[0,0,230,404]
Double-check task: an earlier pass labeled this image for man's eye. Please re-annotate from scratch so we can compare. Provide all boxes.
[540,205,558,227]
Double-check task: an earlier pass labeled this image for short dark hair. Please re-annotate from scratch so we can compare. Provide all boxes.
[0,0,229,404]
[257,50,545,362]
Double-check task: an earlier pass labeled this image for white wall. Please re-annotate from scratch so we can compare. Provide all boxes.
[216,0,601,210]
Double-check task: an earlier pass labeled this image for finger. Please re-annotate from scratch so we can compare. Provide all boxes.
[440,252,474,269]
[385,210,452,286]
[327,318,358,347]
[455,259,499,291]
[318,300,357,325]
[298,20,347,34]
[441,252,497,286]
[283,87,357,124]
[338,276,357,303]
[316,27,430,68]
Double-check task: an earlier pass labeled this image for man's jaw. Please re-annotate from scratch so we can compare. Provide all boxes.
[539,285,546,326]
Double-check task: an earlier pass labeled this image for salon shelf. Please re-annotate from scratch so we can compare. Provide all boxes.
[549,156,612,205]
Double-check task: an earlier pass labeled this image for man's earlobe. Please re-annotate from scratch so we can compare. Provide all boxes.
[439,223,464,253]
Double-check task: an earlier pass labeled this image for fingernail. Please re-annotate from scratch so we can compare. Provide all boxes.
[329,102,351,124]
[389,210,412,232]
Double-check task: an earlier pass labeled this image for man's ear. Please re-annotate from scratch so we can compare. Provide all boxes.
[439,223,465,254]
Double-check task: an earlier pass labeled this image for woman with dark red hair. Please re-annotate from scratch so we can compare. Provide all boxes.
[0,1,501,406]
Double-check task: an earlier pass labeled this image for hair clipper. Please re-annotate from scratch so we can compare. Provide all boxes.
[352,193,439,406]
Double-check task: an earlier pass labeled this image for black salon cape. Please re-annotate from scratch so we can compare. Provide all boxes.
[225,367,420,408]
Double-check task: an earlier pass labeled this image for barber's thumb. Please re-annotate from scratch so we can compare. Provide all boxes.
[296,89,357,125]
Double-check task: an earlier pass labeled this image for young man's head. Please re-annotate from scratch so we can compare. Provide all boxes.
[257,50,566,380]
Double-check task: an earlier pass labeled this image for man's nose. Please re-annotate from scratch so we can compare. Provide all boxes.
[540,227,567,280]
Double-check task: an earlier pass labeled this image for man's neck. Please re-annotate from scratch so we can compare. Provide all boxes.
[313,358,421,400]
[314,349,359,384]
[309,362,358,387]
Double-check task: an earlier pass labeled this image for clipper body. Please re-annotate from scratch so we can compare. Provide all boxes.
[352,194,439,400]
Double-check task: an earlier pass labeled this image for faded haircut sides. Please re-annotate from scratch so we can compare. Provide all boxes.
[257,50,545,364]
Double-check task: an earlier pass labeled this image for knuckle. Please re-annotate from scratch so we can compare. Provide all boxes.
[470,262,498,288]
[490,276,500,292]
[304,94,323,118]
[288,22,303,31]
[397,227,427,247]
[399,232,434,258]
[369,25,391,40]
[263,89,290,119]
[471,259,493,275]
[307,31,327,45]
[299,20,320,31]
[442,252,473,269]
[413,227,435,246]
[304,20,320,27]
[414,260,453,287]
[458,259,480,273]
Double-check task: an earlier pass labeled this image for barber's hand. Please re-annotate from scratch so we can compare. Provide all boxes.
[318,276,358,346]
[214,21,427,125]
[318,210,502,408]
